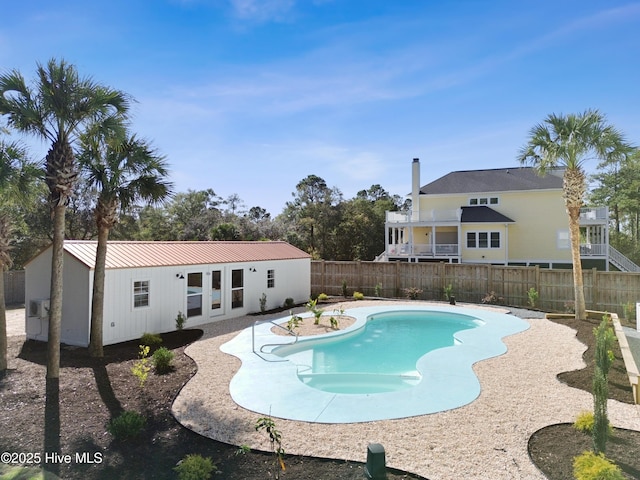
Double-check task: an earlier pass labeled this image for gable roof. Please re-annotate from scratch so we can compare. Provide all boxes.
[58,240,311,270]
[460,206,514,223]
[421,167,563,195]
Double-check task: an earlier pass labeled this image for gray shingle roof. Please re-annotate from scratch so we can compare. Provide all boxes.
[460,206,514,223]
[421,167,563,195]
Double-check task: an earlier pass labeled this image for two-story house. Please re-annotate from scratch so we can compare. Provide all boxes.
[382,158,638,271]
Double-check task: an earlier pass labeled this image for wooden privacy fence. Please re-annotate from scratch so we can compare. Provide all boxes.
[311,261,640,318]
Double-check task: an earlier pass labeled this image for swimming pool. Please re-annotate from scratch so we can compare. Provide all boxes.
[274,311,482,394]
[221,304,529,423]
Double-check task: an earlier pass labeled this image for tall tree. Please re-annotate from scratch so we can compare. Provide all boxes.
[0,58,130,378]
[518,110,630,319]
[0,133,40,372]
[79,129,172,357]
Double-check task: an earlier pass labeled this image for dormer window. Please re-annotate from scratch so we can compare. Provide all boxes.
[469,196,499,206]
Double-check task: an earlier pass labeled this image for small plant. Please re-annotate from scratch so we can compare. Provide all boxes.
[622,301,635,321]
[131,345,151,387]
[527,287,539,308]
[306,298,324,325]
[481,291,504,305]
[107,410,146,440]
[259,293,267,313]
[152,346,175,374]
[317,292,329,301]
[574,410,595,434]
[341,279,348,298]
[174,453,217,480]
[286,313,304,332]
[352,291,364,300]
[140,332,163,349]
[572,451,624,480]
[403,287,423,300]
[283,297,295,309]
[235,444,251,456]
[374,282,382,297]
[573,411,613,436]
[443,284,453,301]
[175,311,186,331]
[255,416,285,479]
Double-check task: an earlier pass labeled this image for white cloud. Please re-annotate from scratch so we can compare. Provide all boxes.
[229,0,296,22]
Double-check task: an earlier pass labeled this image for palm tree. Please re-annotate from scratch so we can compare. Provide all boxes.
[0,134,41,372]
[0,59,130,378]
[79,128,172,357]
[518,109,631,319]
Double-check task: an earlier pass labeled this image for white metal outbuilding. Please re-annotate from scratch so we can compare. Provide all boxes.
[25,240,311,347]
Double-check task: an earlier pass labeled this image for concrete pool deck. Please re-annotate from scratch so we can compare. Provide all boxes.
[220,305,530,423]
[173,300,640,480]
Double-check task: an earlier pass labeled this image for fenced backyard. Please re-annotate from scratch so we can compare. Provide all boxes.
[311,261,640,319]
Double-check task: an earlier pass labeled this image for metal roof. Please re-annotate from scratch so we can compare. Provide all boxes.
[61,240,311,270]
[421,167,563,195]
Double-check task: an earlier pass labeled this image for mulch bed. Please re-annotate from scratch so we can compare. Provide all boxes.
[527,316,640,480]
[0,329,423,479]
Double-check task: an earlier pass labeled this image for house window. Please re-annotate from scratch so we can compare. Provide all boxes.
[133,280,150,308]
[491,232,500,248]
[187,273,203,317]
[469,196,499,206]
[466,232,477,248]
[232,269,244,309]
[466,231,501,249]
[267,269,275,288]
[557,230,570,249]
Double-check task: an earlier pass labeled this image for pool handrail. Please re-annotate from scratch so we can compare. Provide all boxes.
[252,318,300,361]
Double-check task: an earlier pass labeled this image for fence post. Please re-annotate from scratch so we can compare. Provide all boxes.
[592,267,599,311]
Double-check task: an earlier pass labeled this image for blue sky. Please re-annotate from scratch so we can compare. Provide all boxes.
[2,1,639,215]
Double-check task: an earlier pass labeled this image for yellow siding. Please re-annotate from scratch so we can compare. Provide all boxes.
[418,189,571,263]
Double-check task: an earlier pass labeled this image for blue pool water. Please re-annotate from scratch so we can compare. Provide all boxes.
[221,305,530,423]
[274,311,482,394]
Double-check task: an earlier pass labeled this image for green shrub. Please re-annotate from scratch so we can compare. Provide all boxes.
[352,291,364,300]
[174,454,216,480]
[175,311,186,331]
[574,411,595,434]
[317,293,329,301]
[107,410,146,440]
[574,410,613,436]
[341,280,348,298]
[374,283,382,297]
[443,284,453,301]
[152,347,175,374]
[573,451,624,480]
[140,332,162,348]
[283,297,295,309]
[527,287,539,308]
[131,345,151,387]
[287,314,303,332]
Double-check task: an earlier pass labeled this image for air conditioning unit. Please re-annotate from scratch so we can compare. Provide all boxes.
[29,298,50,319]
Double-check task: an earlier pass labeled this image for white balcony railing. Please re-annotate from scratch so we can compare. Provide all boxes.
[387,243,458,257]
[579,207,608,223]
[386,209,461,223]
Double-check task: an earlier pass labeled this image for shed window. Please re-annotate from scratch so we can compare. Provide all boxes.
[133,280,150,308]
[187,273,203,317]
[267,269,275,288]
[232,269,244,309]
